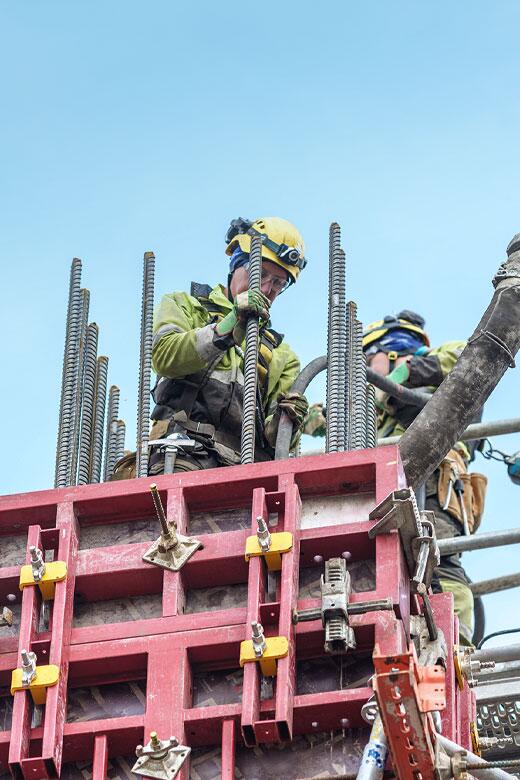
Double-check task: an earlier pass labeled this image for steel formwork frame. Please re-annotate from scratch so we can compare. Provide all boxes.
[0,446,472,779]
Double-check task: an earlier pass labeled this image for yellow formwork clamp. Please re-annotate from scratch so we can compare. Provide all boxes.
[19,561,67,601]
[240,622,289,677]
[11,650,59,706]
[470,722,481,756]
[245,528,293,572]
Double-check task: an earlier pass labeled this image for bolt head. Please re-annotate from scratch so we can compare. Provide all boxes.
[6,593,16,603]
[313,555,323,564]
[311,721,318,728]
[341,551,352,560]
[340,718,350,728]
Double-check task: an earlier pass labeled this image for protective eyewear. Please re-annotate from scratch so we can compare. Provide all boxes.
[243,263,291,293]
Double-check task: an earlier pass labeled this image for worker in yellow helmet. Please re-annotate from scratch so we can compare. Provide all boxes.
[305,310,487,644]
[124,217,309,475]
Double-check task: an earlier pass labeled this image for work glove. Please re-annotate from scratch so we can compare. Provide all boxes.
[215,290,271,346]
[375,361,410,412]
[303,402,327,437]
[264,392,309,448]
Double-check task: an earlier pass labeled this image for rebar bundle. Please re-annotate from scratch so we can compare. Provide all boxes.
[90,356,109,483]
[104,385,120,481]
[326,224,347,452]
[240,233,263,464]
[352,317,368,449]
[136,252,155,479]
[77,323,99,485]
[55,259,83,488]
[366,383,377,448]
[69,288,90,485]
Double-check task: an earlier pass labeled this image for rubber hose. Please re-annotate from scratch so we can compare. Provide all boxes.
[274,357,430,460]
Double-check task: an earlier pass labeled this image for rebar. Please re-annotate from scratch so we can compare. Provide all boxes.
[114,419,126,464]
[240,233,262,464]
[366,383,377,448]
[77,323,99,485]
[55,258,82,488]
[352,317,368,449]
[69,288,90,485]
[326,225,347,452]
[149,483,170,536]
[89,355,108,483]
[435,733,517,780]
[136,252,155,478]
[103,385,120,480]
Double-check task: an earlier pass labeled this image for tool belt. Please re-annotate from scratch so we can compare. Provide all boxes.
[437,448,488,533]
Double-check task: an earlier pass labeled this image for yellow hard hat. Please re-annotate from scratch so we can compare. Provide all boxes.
[225,216,307,284]
[362,311,430,351]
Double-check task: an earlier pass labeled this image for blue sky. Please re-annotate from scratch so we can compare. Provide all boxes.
[1,1,519,642]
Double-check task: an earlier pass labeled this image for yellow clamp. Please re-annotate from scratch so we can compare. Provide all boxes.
[240,636,289,677]
[19,561,67,601]
[245,532,293,571]
[470,722,481,756]
[11,664,59,705]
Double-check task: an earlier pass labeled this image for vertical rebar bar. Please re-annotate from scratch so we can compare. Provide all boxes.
[69,288,90,485]
[114,419,126,465]
[240,233,263,464]
[326,225,347,452]
[77,323,99,484]
[352,318,368,449]
[136,252,155,478]
[103,385,120,480]
[89,355,109,483]
[345,300,357,450]
[55,258,82,488]
[366,382,377,448]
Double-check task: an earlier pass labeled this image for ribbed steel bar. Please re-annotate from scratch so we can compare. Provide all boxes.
[136,252,155,478]
[326,225,346,452]
[435,733,517,780]
[69,288,90,485]
[366,383,377,448]
[352,318,368,449]
[89,356,108,483]
[240,233,262,464]
[77,323,99,485]
[55,258,82,488]
[114,420,126,464]
[438,527,520,556]
[345,301,357,450]
[103,385,120,481]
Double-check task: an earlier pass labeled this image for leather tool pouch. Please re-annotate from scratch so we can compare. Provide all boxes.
[437,448,488,533]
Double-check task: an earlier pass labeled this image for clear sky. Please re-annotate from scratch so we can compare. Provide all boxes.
[1,1,519,642]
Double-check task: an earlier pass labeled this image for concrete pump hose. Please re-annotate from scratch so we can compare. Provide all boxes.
[400,233,520,490]
[274,357,430,460]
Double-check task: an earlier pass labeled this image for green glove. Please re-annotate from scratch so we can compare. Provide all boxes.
[375,361,411,412]
[216,290,270,345]
[303,403,326,437]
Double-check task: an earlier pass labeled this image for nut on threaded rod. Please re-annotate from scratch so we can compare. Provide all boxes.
[29,545,45,582]
[150,731,161,749]
[256,516,271,552]
[251,621,267,657]
[21,649,37,686]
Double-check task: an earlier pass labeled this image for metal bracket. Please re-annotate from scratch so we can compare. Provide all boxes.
[132,731,190,779]
[454,645,495,690]
[240,621,288,677]
[370,488,440,640]
[321,557,356,654]
[19,560,67,600]
[245,529,293,571]
[11,649,59,706]
[143,484,202,572]
[0,606,13,627]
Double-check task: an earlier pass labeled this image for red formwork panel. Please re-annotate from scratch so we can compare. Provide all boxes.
[0,446,469,779]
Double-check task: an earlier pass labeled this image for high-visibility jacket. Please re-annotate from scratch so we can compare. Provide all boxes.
[151,283,301,463]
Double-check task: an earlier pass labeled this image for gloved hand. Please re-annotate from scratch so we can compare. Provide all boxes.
[215,290,271,345]
[277,392,309,428]
[303,402,326,437]
[375,361,411,412]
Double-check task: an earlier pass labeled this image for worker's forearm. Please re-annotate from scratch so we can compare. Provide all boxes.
[152,325,228,378]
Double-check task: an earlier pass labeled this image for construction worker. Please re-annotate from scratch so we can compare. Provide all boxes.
[137,216,309,474]
[305,311,487,645]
